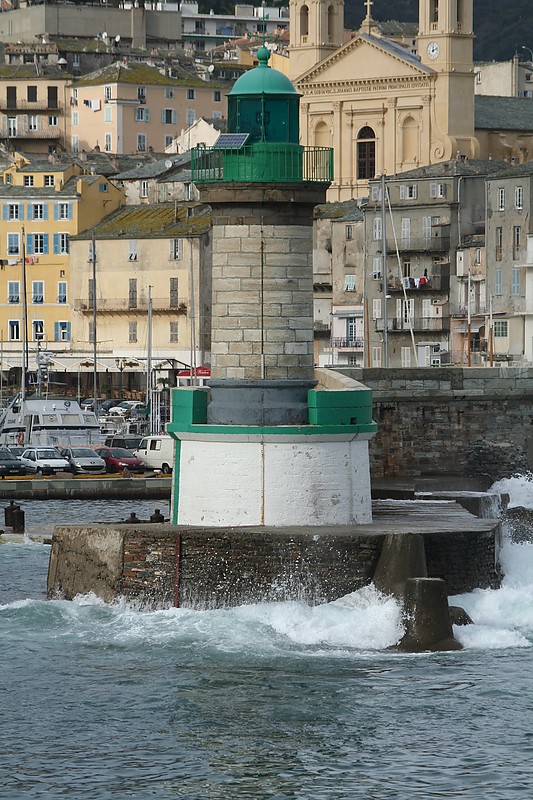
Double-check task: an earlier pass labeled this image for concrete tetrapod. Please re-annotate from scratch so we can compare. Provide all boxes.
[397,577,463,652]
[373,532,427,601]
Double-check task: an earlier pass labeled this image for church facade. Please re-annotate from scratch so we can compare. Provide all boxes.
[289,0,480,201]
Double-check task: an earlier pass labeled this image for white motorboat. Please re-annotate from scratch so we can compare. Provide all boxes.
[0,393,104,448]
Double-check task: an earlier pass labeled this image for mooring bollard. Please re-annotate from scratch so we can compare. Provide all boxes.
[11,507,25,534]
[124,512,140,523]
[4,500,20,528]
[150,509,165,523]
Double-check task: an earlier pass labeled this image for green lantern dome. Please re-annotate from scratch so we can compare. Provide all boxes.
[227,46,300,144]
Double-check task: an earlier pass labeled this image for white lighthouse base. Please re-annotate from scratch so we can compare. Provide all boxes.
[175,433,373,527]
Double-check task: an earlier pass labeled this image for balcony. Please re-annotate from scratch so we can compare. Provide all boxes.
[1,101,62,112]
[386,275,449,292]
[1,124,61,139]
[379,236,451,253]
[314,321,331,334]
[75,297,187,315]
[376,316,450,333]
[333,337,364,350]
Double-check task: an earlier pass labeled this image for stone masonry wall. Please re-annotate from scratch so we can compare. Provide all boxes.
[340,367,533,481]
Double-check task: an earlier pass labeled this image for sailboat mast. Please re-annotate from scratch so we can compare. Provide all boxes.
[92,232,98,415]
[147,285,152,429]
[21,226,29,400]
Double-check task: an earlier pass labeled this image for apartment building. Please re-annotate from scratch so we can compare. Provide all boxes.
[180,2,288,56]
[69,202,212,384]
[113,154,198,205]
[69,61,230,155]
[0,157,124,376]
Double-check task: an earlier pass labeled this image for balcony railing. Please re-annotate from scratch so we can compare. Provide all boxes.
[386,275,449,292]
[314,321,331,333]
[378,237,451,253]
[75,297,187,314]
[192,143,333,184]
[376,316,450,333]
[333,337,364,349]
[1,101,62,112]
[1,124,61,139]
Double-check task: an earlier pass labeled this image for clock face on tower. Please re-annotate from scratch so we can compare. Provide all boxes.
[427,41,440,59]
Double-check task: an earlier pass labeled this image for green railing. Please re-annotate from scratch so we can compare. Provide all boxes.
[192,143,333,184]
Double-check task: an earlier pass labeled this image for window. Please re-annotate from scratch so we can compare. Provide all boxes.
[495,268,502,296]
[213,90,221,102]
[371,346,382,367]
[186,110,196,126]
[8,203,20,220]
[31,203,45,220]
[357,126,376,180]
[88,278,95,308]
[345,225,352,241]
[129,321,137,343]
[128,240,138,261]
[370,185,382,201]
[104,85,112,101]
[88,322,95,343]
[128,278,137,308]
[28,115,38,131]
[475,248,481,265]
[32,281,44,303]
[400,184,417,199]
[401,347,411,368]
[187,89,195,100]
[515,186,524,210]
[48,115,58,127]
[104,106,112,123]
[135,107,150,122]
[99,183,108,193]
[422,216,432,243]
[140,180,148,199]
[72,54,80,68]
[401,217,411,246]
[137,133,147,152]
[137,86,146,101]
[7,233,19,255]
[55,321,70,342]
[212,111,222,120]
[170,277,179,307]
[344,274,356,291]
[512,267,521,296]
[372,298,382,320]
[104,133,112,152]
[44,174,54,187]
[171,238,183,260]
[71,135,80,153]
[496,226,503,261]
[29,234,48,255]
[494,320,508,338]
[372,256,382,279]
[372,217,382,241]
[56,202,71,220]
[5,173,12,186]
[430,182,447,198]
[8,281,19,303]
[497,187,505,211]
[54,232,69,255]
[403,258,411,277]
[513,225,521,258]
[27,85,37,102]
[57,281,67,304]
[165,135,174,149]
[165,88,174,99]
[162,108,177,124]
[33,320,44,341]
[170,321,179,342]
[8,320,20,341]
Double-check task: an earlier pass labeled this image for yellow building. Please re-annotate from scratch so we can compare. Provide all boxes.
[0,155,124,385]
[69,203,211,394]
[69,62,231,156]
[290,0,480,200]
[0,65,70,154]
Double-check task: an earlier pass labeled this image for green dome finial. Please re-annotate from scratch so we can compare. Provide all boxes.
[256,45,270,67]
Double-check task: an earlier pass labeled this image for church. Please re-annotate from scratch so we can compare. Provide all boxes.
[289,0,484,201]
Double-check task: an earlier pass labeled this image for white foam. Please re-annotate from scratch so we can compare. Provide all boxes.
[491,473,533,509]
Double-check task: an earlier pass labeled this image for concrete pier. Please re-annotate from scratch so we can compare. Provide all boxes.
[0,475,171,500]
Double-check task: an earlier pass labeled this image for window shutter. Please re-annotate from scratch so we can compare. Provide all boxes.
[27,204,33,220]
[66,323,71,341]
[1,204,7,221]
[161,109,166,123]
[54,204,59,220]
[172,109,177,124]
[43,234,49,254]
[26,235,34,255]
[400,185,406,199]
[53,233,60,255]
[68,203,72,220]
[145,108,150,122]
[54,322,59,341]
[43,204,49,221]
[18,204,24,220]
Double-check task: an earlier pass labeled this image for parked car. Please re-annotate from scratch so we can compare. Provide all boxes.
[93,446,145,474]
[104,435,142,451]
[108,401,147,417]
[19,447,71,475]
[6,445,26,459]
[60,447,106,475]
[134,434,174,474]
[0,447,27,476]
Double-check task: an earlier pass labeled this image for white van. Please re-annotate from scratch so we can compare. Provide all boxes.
[135,434,174,474]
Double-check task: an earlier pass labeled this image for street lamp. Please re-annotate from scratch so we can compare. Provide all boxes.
[522,46,533,63]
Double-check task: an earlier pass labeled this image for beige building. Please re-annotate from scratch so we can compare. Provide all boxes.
[69,203,212,388]
[69,62,230,156]
[290,0,480,201]
[475,56,533,98]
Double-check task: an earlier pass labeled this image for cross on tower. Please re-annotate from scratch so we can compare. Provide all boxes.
[365,0,373,19]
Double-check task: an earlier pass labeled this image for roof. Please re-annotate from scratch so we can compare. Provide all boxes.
[314,200,363,222]
[113,154,191,181]
[72,60,225,89]
[370,21,418,38]
[0,174,104,199]
[484,159,533,179]
[73,202,211,240]
[385,159,508,180]
[229,46,298,96]
[0,64,71,80]
[475,95,533,131]
[358,33,431,73]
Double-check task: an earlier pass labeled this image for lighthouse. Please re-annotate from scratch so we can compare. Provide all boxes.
[168,47,376,527]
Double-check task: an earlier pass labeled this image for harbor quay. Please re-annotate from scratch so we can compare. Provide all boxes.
[0,475,171,501]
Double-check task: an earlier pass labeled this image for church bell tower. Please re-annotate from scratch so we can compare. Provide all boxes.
[289,0,345,79]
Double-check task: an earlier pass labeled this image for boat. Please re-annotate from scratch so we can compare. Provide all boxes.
[0,393,104,448]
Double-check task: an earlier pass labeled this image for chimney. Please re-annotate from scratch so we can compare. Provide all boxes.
[131,7,147,51]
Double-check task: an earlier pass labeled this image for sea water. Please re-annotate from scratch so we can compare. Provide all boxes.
[2,491,533,799]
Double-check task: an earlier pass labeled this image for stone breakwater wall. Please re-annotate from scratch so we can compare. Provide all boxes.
[47,505,501,609]
[339,367,533,481]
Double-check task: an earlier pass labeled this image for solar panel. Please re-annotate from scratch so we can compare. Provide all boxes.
[213,133,249,149]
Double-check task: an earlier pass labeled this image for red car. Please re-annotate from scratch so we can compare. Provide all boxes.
[93,446,145,474]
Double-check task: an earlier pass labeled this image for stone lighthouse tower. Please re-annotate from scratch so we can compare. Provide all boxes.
[168,48,376,527]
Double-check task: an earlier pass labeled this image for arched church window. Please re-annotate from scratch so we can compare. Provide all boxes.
[327,5,335,41]
[300,5,309,38]
[314,120,331,148]
[456,0,463,29]
[431,0,439,27]
[357,126,376,180]
[402,116,418,163]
